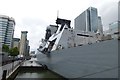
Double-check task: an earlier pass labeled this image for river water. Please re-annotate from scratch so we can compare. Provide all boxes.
[14,58,64,80]
[15,70,63,79]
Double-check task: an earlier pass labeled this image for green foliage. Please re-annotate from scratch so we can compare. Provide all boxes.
[9,47,19,56]
[2,44,9,52]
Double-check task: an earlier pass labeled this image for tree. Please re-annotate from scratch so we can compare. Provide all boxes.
[9,47,19,70]
[2,44,9,52]
[9,47,19,57]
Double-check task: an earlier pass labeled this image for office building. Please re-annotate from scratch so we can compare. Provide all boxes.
[12,38,20,49]
[28,46,30,55]
[97,16,103,34]
[0,15,15,48]
[109,21,120,39]
[25,40,30,56]
[19,31,28,57]
[74,7,98,33]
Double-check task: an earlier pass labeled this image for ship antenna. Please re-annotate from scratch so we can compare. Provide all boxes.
[57,10,59,18]
[57,10,59,26]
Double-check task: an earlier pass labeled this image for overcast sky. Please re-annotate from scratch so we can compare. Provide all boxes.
[0,0,119,52]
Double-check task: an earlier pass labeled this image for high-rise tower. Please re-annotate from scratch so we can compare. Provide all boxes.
[19,31,28,57]
[97,16,103,34]
[0,15,15,48]
[75,7,98,33]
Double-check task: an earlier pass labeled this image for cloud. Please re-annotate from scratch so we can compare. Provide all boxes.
[98,1,118,30]
[0,0,119,52]
[14,17,48,51]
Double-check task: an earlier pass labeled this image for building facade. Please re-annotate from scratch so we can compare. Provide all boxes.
[109,21,120,39]
[25,40,30,57]
[97,16,103,34]
[19,31,28,57]
[74,7,98,33]
[0,15,15,48]
[12,38,20,49]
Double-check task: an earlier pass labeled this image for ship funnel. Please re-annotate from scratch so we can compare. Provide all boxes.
[56,18,71,28]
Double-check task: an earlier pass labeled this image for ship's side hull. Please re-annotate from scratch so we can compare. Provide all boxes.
[36,39,119,78]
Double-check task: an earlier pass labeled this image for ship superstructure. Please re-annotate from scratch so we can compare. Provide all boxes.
[37,18,101,54]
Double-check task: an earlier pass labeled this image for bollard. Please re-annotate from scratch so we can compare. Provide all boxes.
[2,70,7,80]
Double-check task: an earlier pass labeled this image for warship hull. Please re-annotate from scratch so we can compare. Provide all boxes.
[36,39,119,78]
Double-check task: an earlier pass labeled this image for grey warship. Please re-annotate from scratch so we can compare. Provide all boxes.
[36,7,119,78]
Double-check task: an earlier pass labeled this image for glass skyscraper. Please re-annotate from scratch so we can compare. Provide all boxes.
[0,15,15,48]
[75,7,98,33]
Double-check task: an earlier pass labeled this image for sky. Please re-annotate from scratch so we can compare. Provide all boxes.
[0,0,119,52]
